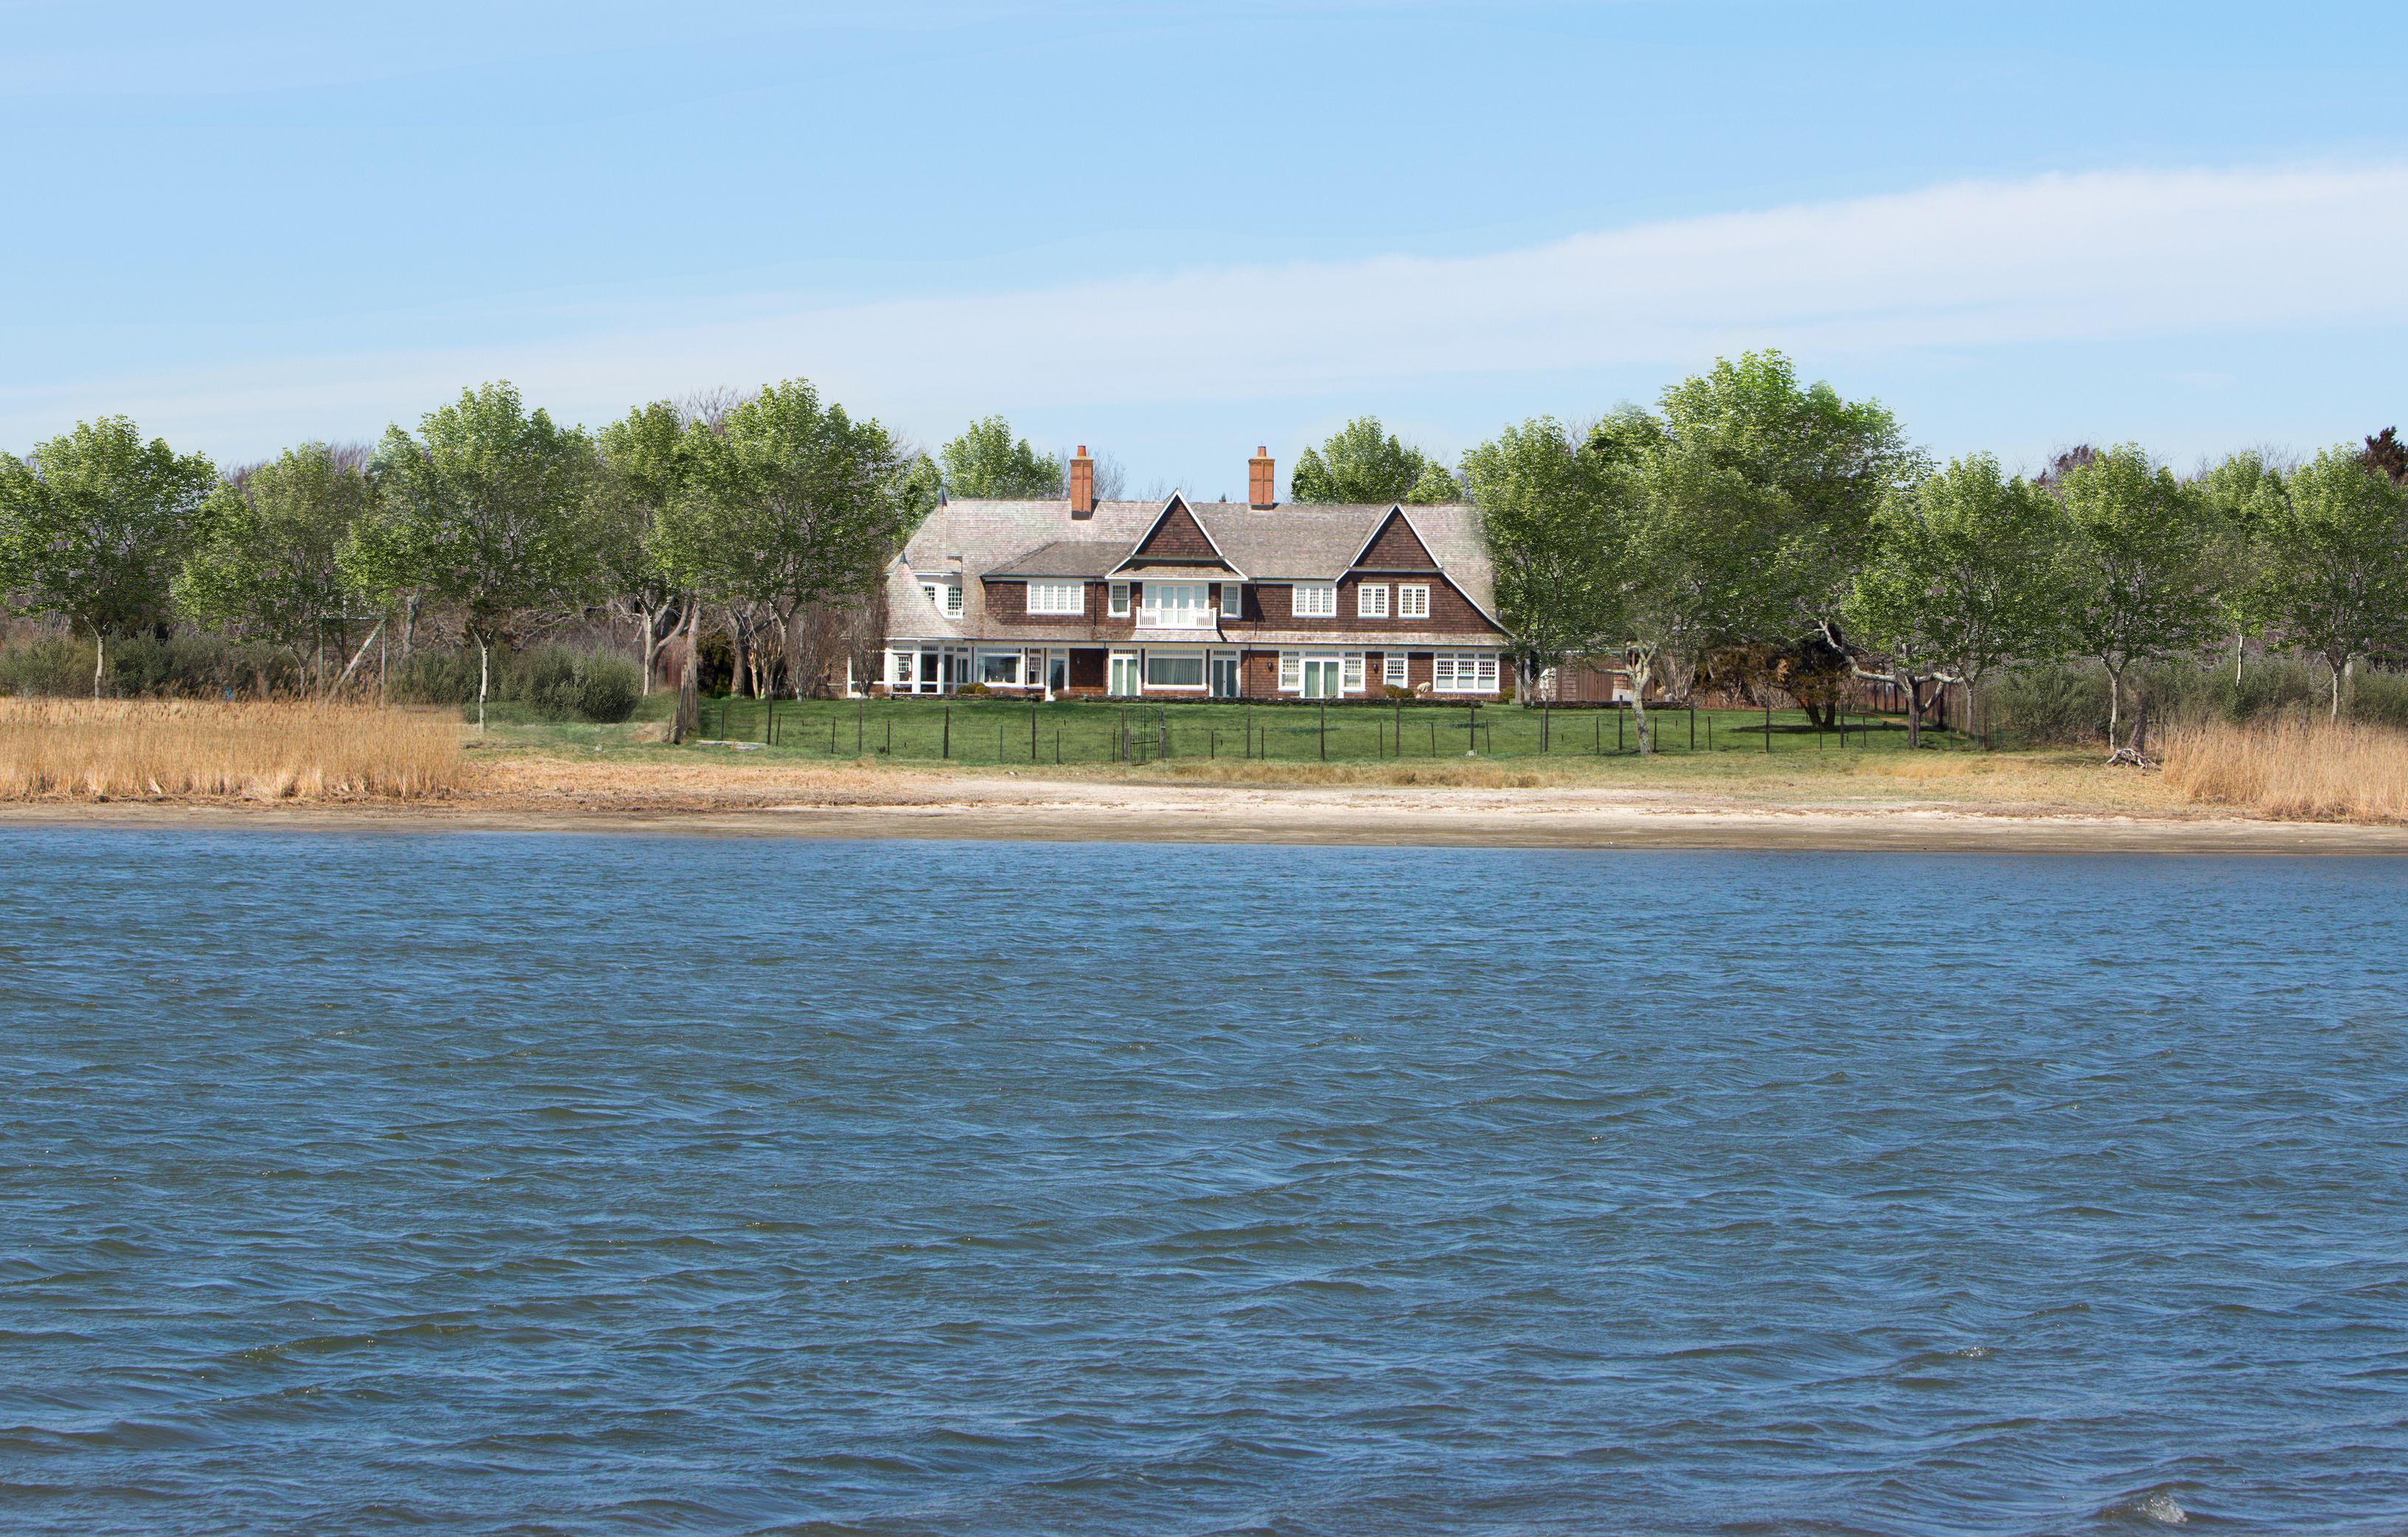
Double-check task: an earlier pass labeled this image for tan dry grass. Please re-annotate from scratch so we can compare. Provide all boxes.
[0,700,463,801]
[2162,714,2408,823]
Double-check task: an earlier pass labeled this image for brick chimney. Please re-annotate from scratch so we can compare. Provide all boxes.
[1069,445,1095,517]
[1248,445,1276,509]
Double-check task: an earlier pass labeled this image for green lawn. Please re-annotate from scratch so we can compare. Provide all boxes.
[668,694,1973,766]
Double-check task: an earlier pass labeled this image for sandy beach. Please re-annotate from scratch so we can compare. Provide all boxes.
[8,759,2406,854]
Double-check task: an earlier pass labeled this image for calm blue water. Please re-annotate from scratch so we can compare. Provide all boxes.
[4,830,2407,1536]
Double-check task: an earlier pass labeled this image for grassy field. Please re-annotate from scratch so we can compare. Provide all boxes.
[660,693,1974,767]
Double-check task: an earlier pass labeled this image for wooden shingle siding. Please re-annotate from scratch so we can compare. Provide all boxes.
[1236,575,1498,636]
[1129,502,1219,562]
[1353,511,1440,572]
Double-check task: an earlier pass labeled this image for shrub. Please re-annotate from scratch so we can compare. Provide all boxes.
[0,632,302,698]
[387,646,643,721]
[575,657,641,722]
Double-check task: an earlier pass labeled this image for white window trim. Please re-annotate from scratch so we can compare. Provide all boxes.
[1278,649,1367,696]
[1430,651,1501,694]
[1219,582,1242,617]
[1398,584,1430,620]
[1357,584,1388,618]
[1108,582,1131,618]
[1383,654,1408,688]
[976,648,1028,687]
[1141,647,1210,691]
[1292,581,1338,618]
[1027,580,1085,616]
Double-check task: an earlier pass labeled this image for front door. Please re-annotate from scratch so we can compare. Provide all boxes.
[1301,657,1342,699]
[1210,653,1239,698]
[1110,653,1141,697]
[918,649,941,694]
[1048,652,1068,694]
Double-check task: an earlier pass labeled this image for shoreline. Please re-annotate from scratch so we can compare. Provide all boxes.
[6,780,2406,855]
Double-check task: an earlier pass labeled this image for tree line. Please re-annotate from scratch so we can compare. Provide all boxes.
[1458,353,2408,754]
[0,381,945,736]
[7,355,2404,754]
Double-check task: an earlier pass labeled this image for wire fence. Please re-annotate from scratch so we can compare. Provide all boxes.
[684,696,1986,766]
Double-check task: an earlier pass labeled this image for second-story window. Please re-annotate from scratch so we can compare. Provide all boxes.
[1293,582,1338,617]
[1028,581,1085,615]
[1357,584,1389,618]
[1220,583,1242,617]
[1108,582,1131,617]
[1398,584,1430,619]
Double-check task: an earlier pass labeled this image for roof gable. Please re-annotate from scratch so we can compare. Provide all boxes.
[1116,494,1239,575]
[1349,507,1441,572]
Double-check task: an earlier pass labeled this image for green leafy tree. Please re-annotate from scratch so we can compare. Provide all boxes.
[175,443,375,689]
[345,382,601,729]
[2052,443,2223,747]
[1844,455,2069,747]
[1461,418,1621,697]
[2244,446,2408,718]
[2195,449,2288,684]
[593,401,694,694]
[1609,443,1796,753]
[1655,350,1925,648]
[938,416,1061,499]
[1292,417,1451,503]
[1405,460,1461,502]
[657,379,927,733]
[0,416,216,696]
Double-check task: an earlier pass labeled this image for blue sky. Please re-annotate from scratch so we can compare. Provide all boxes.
[5,1,2404,493]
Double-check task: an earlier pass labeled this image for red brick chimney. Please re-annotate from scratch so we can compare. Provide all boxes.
[1248,445,1276,509]
[1069,445,1095,517]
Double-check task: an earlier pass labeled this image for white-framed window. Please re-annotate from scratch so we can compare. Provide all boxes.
[921,580,963,618]
[1144,651,1206,688]
[1028,581,1084,615]
[1109,652,1141,696]
[890,649,915,686]
[1357,584,1389,618]
[1140,582,1210,628]
[1383,654,1408,687]
[978,650,1023,685]
[1431,652,1500,693]
[1293,582,1337,618]
[1279,650,1363,697]
[1108,582,1131,617]
[1219,582,1242,617]
[1398,584,1430,619]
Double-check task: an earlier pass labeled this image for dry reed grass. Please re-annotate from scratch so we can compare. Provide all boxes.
[2162,714,2408,823]
[1157,758,1556,788]
[0,700,463,801]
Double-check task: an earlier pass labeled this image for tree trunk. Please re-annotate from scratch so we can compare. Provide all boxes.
[2103,660,2123,748]
[2234,631,2245,687]
[477,635,490,735]
[726,609,752,700]
[92,632,105,700]
[401,593,419,660]
[1894,669,1922,749]
[670,600,702,743]
[2332,656,2345,721]
[1630,649,1656,756]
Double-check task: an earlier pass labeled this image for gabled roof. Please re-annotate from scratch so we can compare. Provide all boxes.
[1113,494,1243,576]
[894,493,1498,635]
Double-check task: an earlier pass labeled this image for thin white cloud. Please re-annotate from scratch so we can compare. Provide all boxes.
[8,162,2407,455]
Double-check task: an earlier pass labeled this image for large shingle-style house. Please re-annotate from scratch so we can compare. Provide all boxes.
[874,446,1509,699]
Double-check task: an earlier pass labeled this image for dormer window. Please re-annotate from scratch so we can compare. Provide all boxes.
[921,580,963,618]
